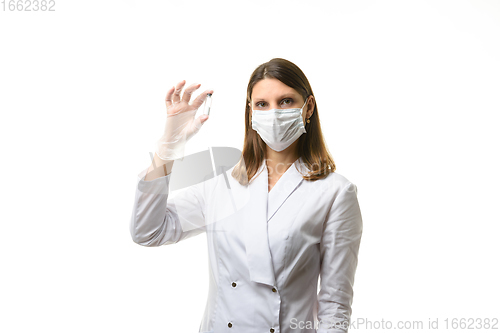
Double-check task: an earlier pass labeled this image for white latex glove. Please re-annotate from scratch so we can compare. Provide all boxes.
[156,80,213,161]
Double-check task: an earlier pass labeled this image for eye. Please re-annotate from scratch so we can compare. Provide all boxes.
[255,101,266,108]
[281,98,293,106]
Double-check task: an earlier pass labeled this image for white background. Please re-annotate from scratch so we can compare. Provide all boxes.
[1,0,499,332]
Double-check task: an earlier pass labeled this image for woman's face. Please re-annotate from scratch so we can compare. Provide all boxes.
[249,78,313,123]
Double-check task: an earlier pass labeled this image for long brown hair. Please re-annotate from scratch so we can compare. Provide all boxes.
[231,58,336,185]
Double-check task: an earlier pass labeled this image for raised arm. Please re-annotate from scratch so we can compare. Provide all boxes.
[130,159,207,246]
[130,80,213,246]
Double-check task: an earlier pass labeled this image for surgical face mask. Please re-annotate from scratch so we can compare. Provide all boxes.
[251,99,308,152]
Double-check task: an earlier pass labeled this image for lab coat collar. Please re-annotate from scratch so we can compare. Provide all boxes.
[244,156,308,286]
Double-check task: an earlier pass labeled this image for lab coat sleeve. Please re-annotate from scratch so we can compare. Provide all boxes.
[129,167,207,247]
[317,182,363,333]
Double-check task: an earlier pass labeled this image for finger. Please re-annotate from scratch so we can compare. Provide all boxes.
[181,83,201,104]
[172,80,186,104]
[165,86,175,108]
[191,89,214,109]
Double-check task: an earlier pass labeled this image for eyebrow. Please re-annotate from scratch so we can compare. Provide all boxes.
[253,94,297,101]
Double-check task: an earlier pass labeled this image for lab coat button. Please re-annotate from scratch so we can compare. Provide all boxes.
[232,282,237,287]
[270,328,275,333]
[272,287,277,292]
[228,322,232,328]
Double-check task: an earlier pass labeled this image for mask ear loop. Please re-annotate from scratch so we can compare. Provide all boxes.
[301,98,308,110]
[303,97,311,124]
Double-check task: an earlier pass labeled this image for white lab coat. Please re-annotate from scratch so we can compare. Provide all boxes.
[130,156,363,333]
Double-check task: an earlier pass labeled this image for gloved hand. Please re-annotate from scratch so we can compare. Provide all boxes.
[156,80,213,161]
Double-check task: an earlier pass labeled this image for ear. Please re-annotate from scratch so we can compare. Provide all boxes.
[306,95,315,118]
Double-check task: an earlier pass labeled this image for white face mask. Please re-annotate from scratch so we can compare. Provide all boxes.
[251,99,308,152]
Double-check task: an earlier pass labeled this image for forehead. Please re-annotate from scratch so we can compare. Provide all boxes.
[251,78,299,100]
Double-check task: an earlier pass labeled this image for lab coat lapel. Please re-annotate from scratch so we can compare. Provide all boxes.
[267,157,307,222]
[244,162,275,286]
[244,157,307,287]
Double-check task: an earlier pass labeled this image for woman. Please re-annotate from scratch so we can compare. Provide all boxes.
[130,58,363,333]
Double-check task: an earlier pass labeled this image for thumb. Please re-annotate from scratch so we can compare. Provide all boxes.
[195,114,209,129]
[200,114,209,124]
[190,114,208,136]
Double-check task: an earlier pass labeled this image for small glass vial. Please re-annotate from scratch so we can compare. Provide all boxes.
[203,93,212,116]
